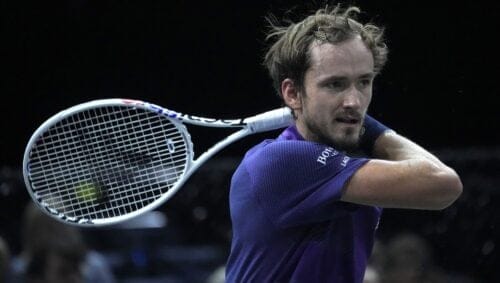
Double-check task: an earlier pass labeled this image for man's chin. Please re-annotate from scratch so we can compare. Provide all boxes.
[304,122,361,150]
[330,132,361,152]
[331,139,359,152]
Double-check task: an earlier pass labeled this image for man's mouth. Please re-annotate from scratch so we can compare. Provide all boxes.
[335,117,360,125]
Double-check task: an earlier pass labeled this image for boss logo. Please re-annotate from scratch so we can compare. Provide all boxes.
[317,147,339,165]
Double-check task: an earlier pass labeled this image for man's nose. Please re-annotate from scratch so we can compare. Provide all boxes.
[342,87,361,109]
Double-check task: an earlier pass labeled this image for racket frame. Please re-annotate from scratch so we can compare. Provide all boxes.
[23,98,291,226]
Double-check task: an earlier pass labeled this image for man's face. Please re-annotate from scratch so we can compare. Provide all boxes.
[294,37,374,150]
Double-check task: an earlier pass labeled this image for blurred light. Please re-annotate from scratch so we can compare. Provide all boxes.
[481,240,495,255]
[192,206,208,221]
[131,249,148,267]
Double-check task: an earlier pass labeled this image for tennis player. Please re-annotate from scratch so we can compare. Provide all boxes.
[226,5,462,283]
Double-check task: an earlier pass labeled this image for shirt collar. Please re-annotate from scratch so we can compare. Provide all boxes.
[278,125,305,141]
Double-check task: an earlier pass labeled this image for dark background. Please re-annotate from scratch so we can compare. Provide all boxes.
[1,0,499,161]
[1,0,499,282]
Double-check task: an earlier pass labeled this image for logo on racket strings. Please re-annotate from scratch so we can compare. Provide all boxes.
[166,139,176,153]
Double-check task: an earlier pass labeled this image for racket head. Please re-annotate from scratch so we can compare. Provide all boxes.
[23,99,194,226]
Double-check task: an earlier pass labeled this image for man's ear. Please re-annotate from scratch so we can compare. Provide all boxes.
[281,78,302,111]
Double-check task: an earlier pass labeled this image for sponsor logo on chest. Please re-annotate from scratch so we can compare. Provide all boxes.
[317,147,350,167]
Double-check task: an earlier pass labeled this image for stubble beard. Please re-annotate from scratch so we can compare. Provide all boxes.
[304,116,361,152]
[298,90,364,152]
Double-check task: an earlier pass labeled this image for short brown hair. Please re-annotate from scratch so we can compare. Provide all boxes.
[263,5,388,97]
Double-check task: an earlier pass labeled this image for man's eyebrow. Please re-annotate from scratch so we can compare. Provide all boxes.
[359,73,376,79]
[319,72,375,81]
[319,75,348,82]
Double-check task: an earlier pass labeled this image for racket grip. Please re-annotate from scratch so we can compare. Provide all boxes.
[245,107,293,133]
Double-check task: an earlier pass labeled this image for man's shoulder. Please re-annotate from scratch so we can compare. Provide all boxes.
[243,138,313,162]
[240,137,369,178]
[242,138,352,171]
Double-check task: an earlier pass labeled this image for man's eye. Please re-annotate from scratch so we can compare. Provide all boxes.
[359,79,372,88]
[327,81,345,89]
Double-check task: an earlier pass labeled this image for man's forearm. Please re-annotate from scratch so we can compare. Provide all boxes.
[344,129,463,210]
[372,130,450,171]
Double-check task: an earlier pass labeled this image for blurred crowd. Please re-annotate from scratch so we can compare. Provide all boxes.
[363,233,477,283]
[0,203,479,283]
[1,151,498,282]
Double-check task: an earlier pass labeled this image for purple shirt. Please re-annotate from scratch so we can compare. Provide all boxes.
[226,126,382,283]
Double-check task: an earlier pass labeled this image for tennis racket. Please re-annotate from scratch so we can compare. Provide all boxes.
[23,98,293,226]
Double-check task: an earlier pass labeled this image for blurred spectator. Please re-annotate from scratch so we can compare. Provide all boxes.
[363,240,384,283]
[381,233,446,283]
[363,266,380,283]
[206,265,225,283]
[0,236,10,283]
[9,202,116,283]
[381,233,476,283]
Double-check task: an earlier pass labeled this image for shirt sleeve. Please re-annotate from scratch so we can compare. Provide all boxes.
[245,140,369,228]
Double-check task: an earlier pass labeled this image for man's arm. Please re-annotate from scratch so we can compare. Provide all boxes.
[341,131,463,210]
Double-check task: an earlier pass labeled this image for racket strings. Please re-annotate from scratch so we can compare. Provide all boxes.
[27,105,190,222]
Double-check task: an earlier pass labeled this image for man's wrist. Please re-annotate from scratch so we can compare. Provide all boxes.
[360,114,392,155]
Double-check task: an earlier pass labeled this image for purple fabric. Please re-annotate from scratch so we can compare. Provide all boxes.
[226,126,382,283]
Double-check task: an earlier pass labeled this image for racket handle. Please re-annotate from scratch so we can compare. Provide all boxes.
[245,107,293,133]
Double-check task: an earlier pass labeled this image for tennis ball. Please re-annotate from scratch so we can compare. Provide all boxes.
[74,182,101,202]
